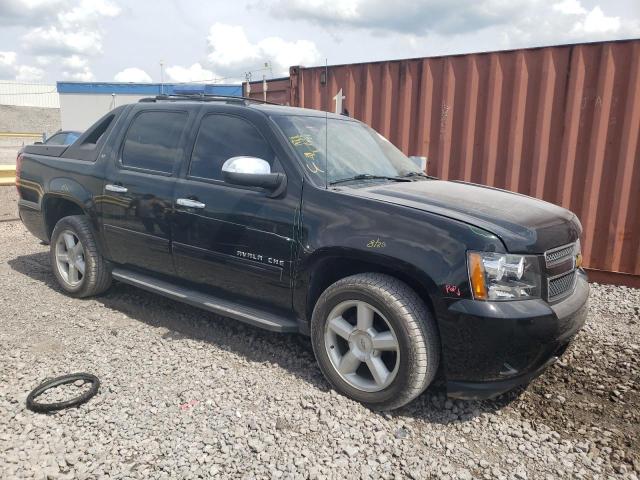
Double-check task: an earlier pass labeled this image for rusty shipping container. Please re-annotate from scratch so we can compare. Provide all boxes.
[244,40,640,286]
[245,77,291,105]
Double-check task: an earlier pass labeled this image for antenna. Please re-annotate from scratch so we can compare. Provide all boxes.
[325,58,328,190]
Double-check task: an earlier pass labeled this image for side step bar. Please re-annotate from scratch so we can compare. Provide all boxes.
[111,268,299,333]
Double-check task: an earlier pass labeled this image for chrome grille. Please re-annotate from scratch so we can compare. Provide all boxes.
[547,270,577,300]
[545,243,575,267]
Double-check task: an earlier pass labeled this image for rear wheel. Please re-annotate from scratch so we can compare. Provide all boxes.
[50,215,112,298]
[311,273,440,410]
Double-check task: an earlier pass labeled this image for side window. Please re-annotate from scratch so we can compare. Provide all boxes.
[121,111,188,174]
[66,132,80,144]
[45,133,67,145]
[189,115,275,181]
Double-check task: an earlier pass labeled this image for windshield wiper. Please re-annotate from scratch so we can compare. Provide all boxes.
[397,171,438,180]
[329,174,409,186]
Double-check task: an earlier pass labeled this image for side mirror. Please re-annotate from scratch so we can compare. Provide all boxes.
[34,141,43,145]
[221,156,285,191]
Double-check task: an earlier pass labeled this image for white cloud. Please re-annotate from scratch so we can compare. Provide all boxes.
[62,54,89,69]
[58,0,120,28]
[206,23,321,76]
[270,0,523,35]
[15,64,45,82]
[259,37,320,72]
[114,67,152,83]
[23,26,103,56]
[0,52,17,65]
[0,50,45,81]
[0,52,18,79]
[0,0,64,26]
[166,63,216,83]
[269,0,640,46]
[502,0,637,46]
[573,6,621,34]
[61,55,94,81]
[35,56,53,66]
[13,0,121,82]
[62,67,95,81]
[552,0,586,15]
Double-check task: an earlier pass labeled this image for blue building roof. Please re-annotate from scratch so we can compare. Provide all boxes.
[56,81,243,96]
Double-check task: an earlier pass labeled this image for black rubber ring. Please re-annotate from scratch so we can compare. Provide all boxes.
[26,373,100,413]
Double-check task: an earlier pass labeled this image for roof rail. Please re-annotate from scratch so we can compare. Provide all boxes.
[138,94,281,106]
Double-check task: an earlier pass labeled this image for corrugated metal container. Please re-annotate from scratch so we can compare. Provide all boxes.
[257,39,640,285]
[0,81,60,108]
[244,77,291,105]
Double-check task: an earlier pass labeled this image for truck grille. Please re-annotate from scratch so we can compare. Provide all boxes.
[545,243,575,267]
[544,242,578,301]
[547,270,577,300]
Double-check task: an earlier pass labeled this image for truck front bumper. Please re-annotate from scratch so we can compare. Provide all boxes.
[439,270,589,400]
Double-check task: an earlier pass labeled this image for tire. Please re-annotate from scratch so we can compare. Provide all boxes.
[50,215,112,298]
[26,373,100,413]
[311,273,440,410]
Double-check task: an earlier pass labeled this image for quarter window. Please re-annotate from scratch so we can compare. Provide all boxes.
[45,133,67,145]
[189,115,275,181]
[122,111,188,173]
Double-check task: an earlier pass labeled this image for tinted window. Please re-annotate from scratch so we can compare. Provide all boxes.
[122,111,187,173]
[189,115,275,180]
[45,133,67,145]
[66,132,80,144]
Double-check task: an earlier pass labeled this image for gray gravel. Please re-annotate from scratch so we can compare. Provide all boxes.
[0,186,19,222]
[0,218,639,480]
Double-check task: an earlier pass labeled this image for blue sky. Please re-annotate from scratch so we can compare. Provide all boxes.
[1,0,638,84]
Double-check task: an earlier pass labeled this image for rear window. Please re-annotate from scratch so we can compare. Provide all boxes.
[44,133,67,145]
[121,111,188,174]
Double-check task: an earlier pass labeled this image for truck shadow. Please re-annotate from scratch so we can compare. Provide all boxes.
[9,251,523,425]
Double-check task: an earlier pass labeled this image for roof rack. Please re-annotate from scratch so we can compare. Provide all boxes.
[138,94,281,106]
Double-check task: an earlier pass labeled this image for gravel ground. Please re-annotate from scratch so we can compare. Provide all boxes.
[0,186,19,222]
[0,218,638,480]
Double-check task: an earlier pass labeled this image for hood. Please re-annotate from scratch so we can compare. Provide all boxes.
[343,180,581,253]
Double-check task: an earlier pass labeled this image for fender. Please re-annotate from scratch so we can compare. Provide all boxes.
[41,178,106,253]
[294,246,443,325]
[46,178,94,208]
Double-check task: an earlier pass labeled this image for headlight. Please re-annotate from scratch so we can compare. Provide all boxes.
[467,251,541,301]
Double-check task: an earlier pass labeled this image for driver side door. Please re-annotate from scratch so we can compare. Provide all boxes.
[172,112,299,312]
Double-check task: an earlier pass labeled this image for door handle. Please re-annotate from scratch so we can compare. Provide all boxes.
[176,198,206,209]
[105,184,128,193]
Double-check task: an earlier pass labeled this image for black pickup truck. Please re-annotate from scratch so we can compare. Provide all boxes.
[17,95,588,410]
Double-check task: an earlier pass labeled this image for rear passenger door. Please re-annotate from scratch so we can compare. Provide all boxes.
[172,111,300,312]
[101,106,192,276]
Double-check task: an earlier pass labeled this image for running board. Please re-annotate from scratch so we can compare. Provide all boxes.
[111,268,299,333]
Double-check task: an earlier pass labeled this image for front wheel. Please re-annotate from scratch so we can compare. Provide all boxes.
[50,215,112,298]
[311,273,440,410]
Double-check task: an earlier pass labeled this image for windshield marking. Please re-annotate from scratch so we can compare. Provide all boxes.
[277,116,422,188]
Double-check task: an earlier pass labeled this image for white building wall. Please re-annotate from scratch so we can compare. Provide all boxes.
[59,93,147,131]
[0,81,60,108]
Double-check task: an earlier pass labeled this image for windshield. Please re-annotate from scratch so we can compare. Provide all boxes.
[274,115,422,187]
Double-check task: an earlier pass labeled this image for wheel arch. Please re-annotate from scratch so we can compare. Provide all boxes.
[301,248,440,327]
[42,194,87,240]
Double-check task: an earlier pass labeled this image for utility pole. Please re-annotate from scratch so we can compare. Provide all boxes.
[245,72,252,96]
[160,60,164,94]
[263,62,271,102]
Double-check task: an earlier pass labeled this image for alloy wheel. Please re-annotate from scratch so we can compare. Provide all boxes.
[324,300,400,392]
[55,230,86,287]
